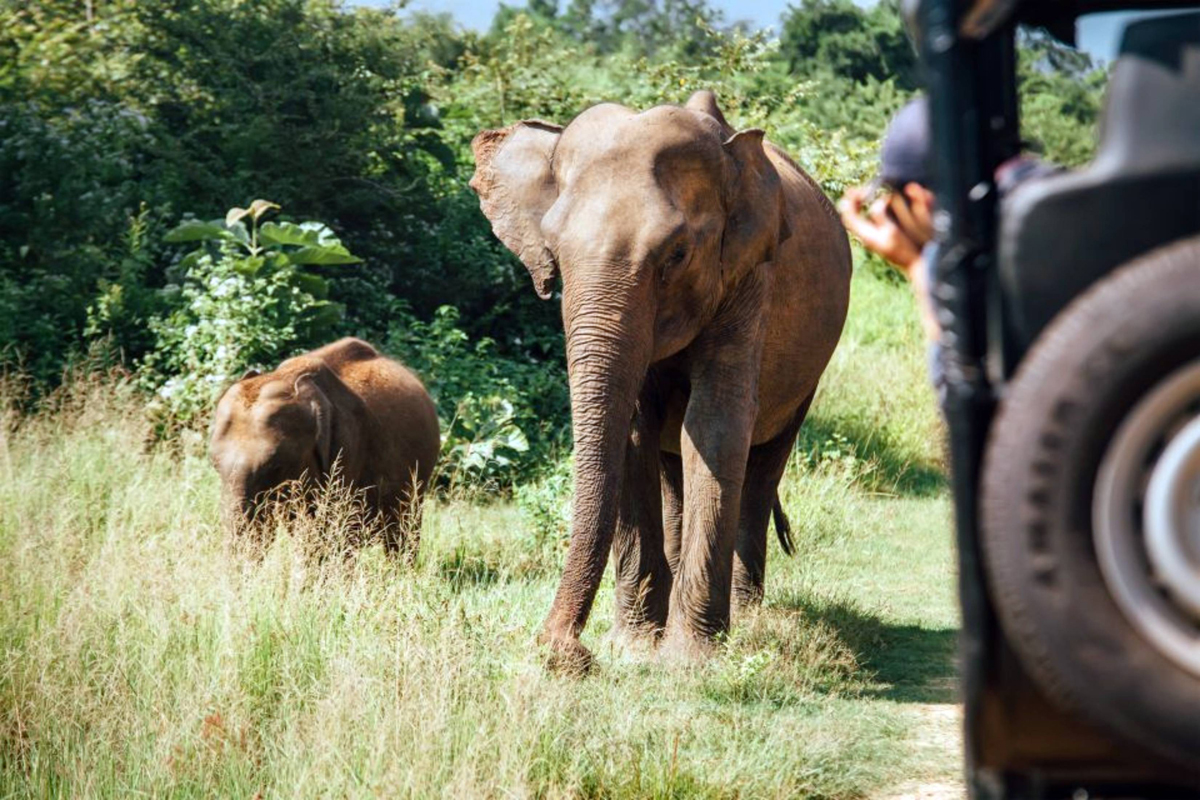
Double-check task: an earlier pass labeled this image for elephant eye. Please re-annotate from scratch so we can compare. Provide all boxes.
[664,243,691,271]
[660,243,691,284]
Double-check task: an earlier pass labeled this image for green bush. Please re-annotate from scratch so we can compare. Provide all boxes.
[0,100,166,383]
[387,305,569,491]
[515,454,574,553]
[83,204,164,364]
[142,201,358,427]
[780,0,919,90]
[1018,28,1107,167]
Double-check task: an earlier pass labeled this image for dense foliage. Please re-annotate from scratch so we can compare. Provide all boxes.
[0,0,1107,486]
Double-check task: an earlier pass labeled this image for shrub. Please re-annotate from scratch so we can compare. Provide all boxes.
[84,203,165,365]
[142,200,358,428]
[0,100,165,384]
[387,305,570,491]
[514,454,573,554]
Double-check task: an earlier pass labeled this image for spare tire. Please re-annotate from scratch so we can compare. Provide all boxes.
[981,236,1200,771]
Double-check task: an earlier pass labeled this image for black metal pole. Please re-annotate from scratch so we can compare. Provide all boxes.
[917,2,1018,797]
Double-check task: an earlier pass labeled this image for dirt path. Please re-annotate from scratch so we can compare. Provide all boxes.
[878,703,965,800]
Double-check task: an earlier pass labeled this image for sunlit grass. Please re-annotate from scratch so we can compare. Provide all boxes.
[0,267,959,798]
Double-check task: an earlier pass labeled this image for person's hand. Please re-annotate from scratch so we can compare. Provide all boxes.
[891,183,935,244]
[838,184,931,280]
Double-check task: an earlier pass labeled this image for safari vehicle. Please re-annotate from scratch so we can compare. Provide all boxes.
[906,0,1200,797]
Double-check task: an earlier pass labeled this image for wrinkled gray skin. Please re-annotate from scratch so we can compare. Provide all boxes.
[209,337,441,554]
[471,92,851,669]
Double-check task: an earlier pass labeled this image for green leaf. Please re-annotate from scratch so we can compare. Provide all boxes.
[292,272,331,299]
[177,250,205,272]
[226,221,251,246]
[262,252,291,271]
[304,302,344,329]
[259,221,322,248]
[164,219,233,243]
[498,425,530,453]
[233,256,266,277]
[287,246,362,265]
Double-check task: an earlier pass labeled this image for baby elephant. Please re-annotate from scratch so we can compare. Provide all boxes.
[209,337,440,554]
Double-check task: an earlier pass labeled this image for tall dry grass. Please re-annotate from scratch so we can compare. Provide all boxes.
[1,267,957,798]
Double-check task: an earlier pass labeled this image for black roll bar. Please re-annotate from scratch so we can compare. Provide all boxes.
[914,1,1020,794]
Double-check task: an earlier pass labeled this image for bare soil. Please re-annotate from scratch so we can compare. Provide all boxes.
[878,703,965,800]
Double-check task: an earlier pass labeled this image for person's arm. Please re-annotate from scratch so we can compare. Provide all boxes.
[838,183,941,343]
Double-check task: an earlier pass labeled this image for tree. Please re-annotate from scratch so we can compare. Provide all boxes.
[779,0,919,90]
[521,0,728,59]
[1017,27,1107,166]
[529,0,558,18]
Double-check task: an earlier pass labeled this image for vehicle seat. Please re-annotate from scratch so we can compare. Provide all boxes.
[997,12,1200,360]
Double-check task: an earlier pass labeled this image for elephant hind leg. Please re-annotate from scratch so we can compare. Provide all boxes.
[732,390,815,610]
[660,451,684,576]
[387,497,423,563]
[380,474,426,562]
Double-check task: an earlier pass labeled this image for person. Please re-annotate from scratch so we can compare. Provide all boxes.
[838,97,940,344]
[838,96,948,405]
[838,97,1059,399]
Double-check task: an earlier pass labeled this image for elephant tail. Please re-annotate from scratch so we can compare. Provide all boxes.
[773,495,795,557]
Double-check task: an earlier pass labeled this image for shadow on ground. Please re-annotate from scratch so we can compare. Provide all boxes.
[774,592,959,703]
[437,546,506,590]
[435,543,557,591]
[797,414,946,498]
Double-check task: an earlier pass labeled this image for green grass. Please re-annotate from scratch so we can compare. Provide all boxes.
[0,265,959,798]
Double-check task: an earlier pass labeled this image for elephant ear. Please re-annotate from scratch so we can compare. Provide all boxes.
[470,120,563,300]
[720,129,792,285]
[295,373,335,474]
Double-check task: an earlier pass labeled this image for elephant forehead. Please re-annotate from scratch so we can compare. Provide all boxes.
[214,391,305,443]
[212,418,298,476]
[251,398,316,436]
[557,105,723,181]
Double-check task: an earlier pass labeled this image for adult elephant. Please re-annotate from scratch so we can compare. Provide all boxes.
[471,92,850,668]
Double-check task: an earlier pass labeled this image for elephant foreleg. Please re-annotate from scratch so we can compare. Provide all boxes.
[732,391,813,610]
[666,277,766,648]
[612,400,672,641]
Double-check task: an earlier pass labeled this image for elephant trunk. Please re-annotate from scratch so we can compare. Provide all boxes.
[220,470,274,540]
[540,272,653,666]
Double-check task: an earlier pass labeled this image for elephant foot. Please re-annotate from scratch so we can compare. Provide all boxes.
[538,629,594,675]
[732,584,765,615]
[605,619,663,658]
[658,624,719,664]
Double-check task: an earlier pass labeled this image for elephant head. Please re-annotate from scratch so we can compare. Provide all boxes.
[210,366,350,530]
[470,91,792,663]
